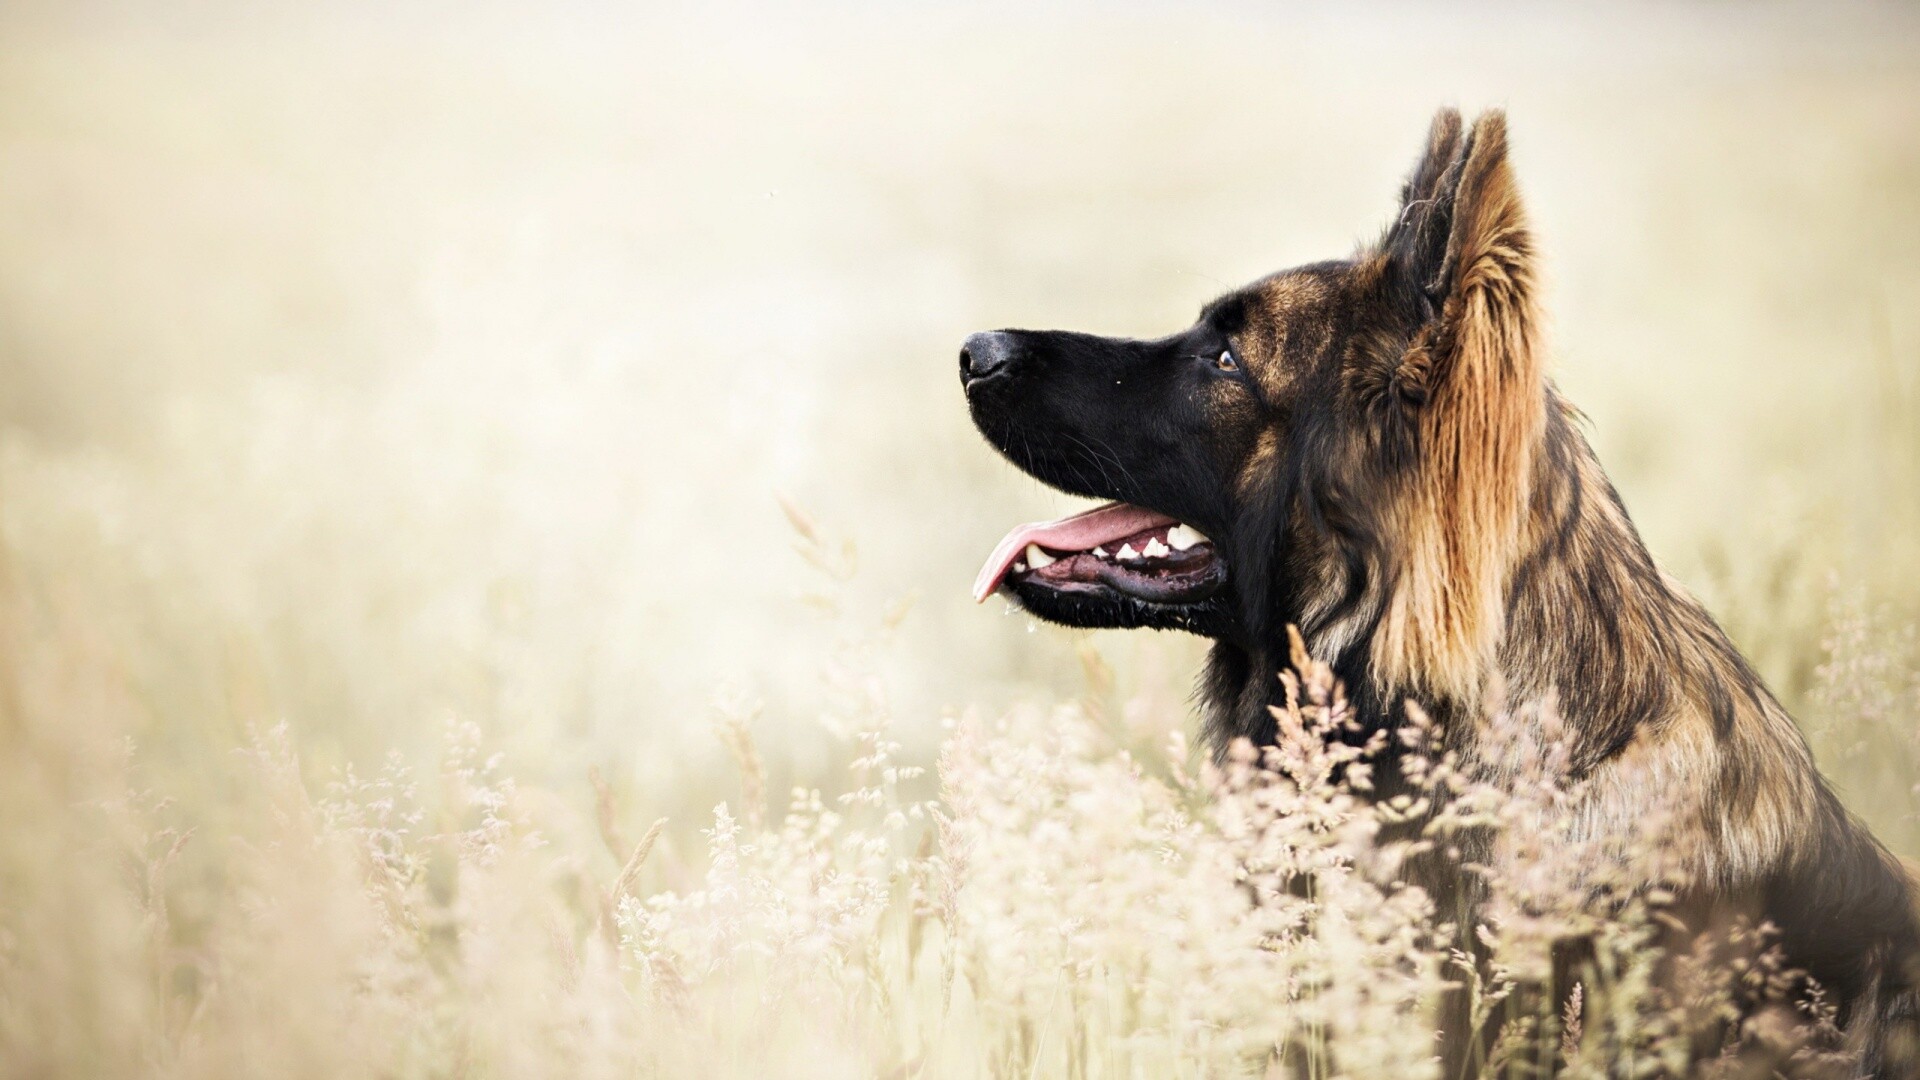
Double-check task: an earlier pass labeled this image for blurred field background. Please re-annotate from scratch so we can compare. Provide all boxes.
[2,2,1919,1075]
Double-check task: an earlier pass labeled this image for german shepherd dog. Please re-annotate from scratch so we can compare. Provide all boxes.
[960,109,1920,1076]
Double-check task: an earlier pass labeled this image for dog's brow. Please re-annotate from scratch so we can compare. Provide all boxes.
[1199,293,1249,332]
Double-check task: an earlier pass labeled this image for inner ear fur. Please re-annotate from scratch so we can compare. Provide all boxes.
[1371,108,1548,703]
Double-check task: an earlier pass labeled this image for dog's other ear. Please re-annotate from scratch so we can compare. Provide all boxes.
[1383,107,1465,302]
[1372,109,1547,703]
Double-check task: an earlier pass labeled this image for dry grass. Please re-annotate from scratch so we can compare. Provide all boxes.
[4,533,1909,1077]
[2,3,1919,1077]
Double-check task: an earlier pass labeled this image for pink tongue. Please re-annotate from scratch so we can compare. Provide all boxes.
[972,501,1178,602]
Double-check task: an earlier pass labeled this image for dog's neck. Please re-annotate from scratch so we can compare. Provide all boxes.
[1200,392,1738,774]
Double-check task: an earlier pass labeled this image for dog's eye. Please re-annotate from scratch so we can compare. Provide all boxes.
[1214,349,1239,373]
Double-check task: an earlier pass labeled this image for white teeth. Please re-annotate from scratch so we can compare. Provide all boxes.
[1116,543,1140,561]
[1166,524,1209,551]
[1024,543,1057,569]
[1142,537,1170,559]
[1092,546,1109,558]
[1012,560,1026,573]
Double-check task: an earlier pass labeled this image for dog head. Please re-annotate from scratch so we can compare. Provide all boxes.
[964,107,1543,681]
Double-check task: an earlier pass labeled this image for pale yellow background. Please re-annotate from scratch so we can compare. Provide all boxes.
[2,0,1916,837]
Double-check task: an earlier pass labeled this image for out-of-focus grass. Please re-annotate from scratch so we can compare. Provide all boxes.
[0,3,1918,1076]
[3,536,1903,1077]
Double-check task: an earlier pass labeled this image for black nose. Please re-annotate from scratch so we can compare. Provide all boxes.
[959,331,1018,386]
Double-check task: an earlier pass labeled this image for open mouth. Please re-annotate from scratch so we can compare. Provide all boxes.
[973,502,1226,606]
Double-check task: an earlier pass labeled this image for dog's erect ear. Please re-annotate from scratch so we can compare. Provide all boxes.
[1384,109,1538,404]
[1372,109,1547,704]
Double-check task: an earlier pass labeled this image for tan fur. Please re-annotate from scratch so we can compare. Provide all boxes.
[1564,693,1820,889]
[1247,274,1325,401]
[1372,113,1545,704]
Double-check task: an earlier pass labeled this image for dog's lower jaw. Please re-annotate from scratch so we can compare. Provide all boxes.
[1002,579,1238,639]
